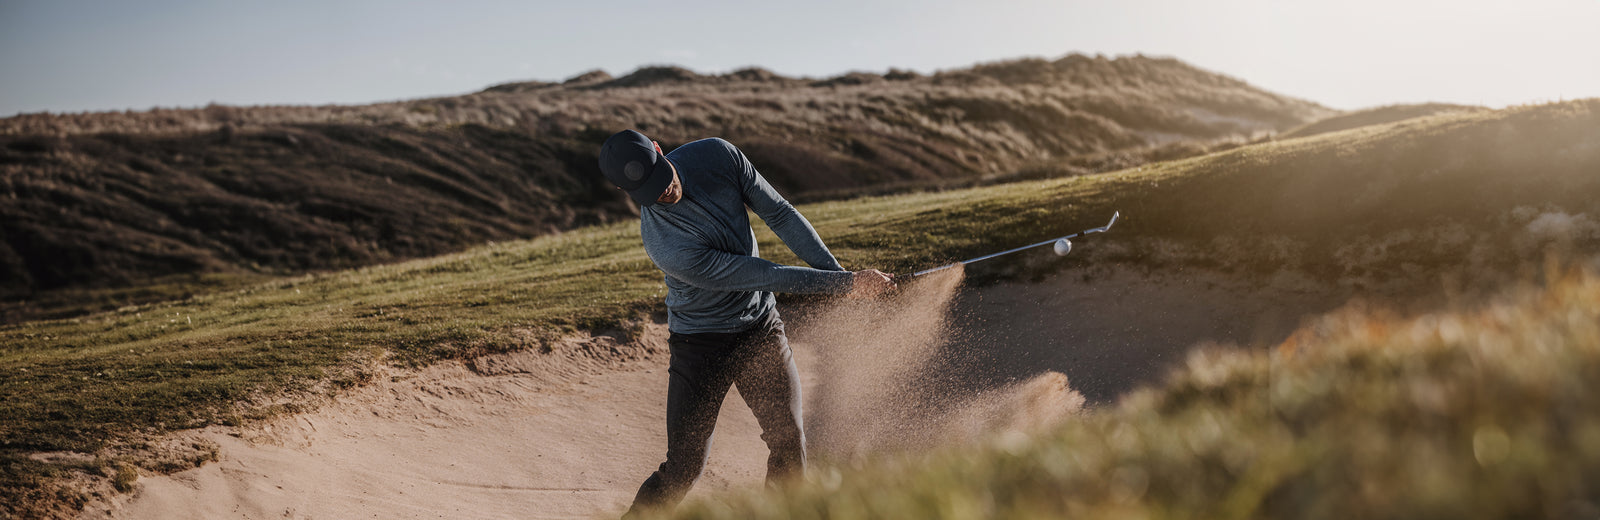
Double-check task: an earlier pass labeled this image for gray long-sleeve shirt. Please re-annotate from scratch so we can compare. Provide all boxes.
[641,138,854,334]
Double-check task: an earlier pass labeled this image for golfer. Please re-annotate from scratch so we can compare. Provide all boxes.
[599,130,894,515]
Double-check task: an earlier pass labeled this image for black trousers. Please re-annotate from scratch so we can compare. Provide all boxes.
[625,311,805,514]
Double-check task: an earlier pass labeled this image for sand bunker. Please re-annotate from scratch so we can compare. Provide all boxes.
[88,333,777,520]
[93,267,1277,519]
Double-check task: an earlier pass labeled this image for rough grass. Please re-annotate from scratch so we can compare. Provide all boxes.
[660,268,1600,520]
[1,100,1597,518]
[0,123,631,303]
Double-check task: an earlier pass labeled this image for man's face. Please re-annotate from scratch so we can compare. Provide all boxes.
[654,141,683,204]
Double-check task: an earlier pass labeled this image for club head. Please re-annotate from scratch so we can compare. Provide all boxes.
[1082,211,1120,235]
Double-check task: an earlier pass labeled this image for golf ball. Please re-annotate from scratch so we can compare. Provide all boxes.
[1053,238,1072,256]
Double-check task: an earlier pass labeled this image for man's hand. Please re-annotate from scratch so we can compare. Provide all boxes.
[849,269,896,299]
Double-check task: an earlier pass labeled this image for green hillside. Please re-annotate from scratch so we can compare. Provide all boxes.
[2,99,1597,518]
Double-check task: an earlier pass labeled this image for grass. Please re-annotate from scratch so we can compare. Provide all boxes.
[0,272,273,325]
[0,123,631,301]
[661,268,1600,520]
[1,99,1597,518]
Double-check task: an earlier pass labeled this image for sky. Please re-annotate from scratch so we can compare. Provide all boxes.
[2,0,1598,115]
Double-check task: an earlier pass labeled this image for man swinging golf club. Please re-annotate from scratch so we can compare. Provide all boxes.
[599,130,895,516]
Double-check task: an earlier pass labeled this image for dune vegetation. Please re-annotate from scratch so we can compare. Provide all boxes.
[1,54,1331,309]
[1,99,1596,518]
[1278,102,1485,139]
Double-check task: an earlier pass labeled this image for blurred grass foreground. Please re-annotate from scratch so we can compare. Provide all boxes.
[666,269,1600,520]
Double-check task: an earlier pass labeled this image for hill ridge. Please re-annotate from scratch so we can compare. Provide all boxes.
[0,53,1327,137]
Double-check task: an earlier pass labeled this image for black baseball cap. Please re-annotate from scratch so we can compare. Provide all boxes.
[599,129,675,207]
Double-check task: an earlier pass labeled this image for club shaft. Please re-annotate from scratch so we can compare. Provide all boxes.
[909,234,1077,277]
[906,211,1118,278]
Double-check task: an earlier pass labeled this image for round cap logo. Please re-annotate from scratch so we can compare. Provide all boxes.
[623,161,646,182]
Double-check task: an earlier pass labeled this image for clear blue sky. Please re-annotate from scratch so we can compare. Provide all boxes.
[3,0,1597,115]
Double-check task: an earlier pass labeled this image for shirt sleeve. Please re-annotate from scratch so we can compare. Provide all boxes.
[724,140,848,272]
[648,242,855,294]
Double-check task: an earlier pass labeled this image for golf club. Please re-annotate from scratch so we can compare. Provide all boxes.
[901,211,1120,280]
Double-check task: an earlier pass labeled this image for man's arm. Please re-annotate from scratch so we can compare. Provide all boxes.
[648,243,854,294]
[724,141,847,272]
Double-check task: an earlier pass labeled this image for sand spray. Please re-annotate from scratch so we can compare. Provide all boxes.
[796,267,1085,461]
